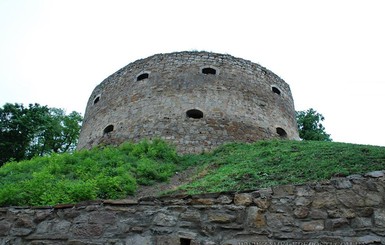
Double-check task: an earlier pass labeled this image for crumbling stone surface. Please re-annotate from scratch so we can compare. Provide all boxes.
[0,172,384,244]
[77,51,299,153]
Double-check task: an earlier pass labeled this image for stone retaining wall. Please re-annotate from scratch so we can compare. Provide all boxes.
[1,172,384,244]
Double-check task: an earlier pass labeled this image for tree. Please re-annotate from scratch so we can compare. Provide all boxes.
[0,103,82,165]
[296,108,332,141]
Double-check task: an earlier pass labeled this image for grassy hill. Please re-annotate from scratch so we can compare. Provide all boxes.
[1,139,384,206]
[177,140,385,194]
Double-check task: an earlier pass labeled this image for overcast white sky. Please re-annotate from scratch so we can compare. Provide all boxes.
[1,0,384,146]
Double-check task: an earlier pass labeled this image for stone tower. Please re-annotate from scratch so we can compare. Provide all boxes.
[77,51,299,153]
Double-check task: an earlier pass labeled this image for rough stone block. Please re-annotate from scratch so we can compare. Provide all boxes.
[72,224,104,238]
[351,217,373,228]
[365,192,384,206]
[294,206,309,219]
[150,226,174,235]
[295,196,312,206]
[14,215,35,229]
[216,195,233,204]
[331,178,353,189]
[336,190,365,207]
[125,234,152,245]
[253,198,271,210]
[325,218,349,229]
[246,206,266,228]
[89,211,117,225]
[27,220,71,240]
[374,209,385,227]
[312,192,338,209]
[327,208,356,219]
[272,185,295,197]
[356,207,374,217]
[208,212,236,223]
[269,199,293,213]
[103,199,138,205]
[365,170,385,178]
[10,227,33,236]
[153,213,177,227]
[266,213,295,229]
[234,193,252,206]
[190,198,214,205]
[0,221,11,236]
[180,210,201,222]
[309,209,328,219]
[354,235,383,244]
[300,220,325,231]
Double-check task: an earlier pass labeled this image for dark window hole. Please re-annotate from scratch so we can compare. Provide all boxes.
[93,96,100,105]
[272,86,281,95]
[180,238,191,245]
[276,127,287,138]
[104,125,114,134]
[186,109,203,119]
[202,67,216,75]
[137,73,149,81]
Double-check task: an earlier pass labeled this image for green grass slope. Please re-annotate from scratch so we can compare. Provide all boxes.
[0,139,179,206]
[178,140,385,194]
[0,139,384,206]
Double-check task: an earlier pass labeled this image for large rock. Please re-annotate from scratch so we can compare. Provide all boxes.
[312,192,338,208]
[234,193,252,206]
[246,207,266,228]
[0,221,11,236]
[153,213,177,227]
[208,212,236,223]
[374,209,385,227]
[72,224,104,238]
[300,220,325,231]
[365,171,385,178]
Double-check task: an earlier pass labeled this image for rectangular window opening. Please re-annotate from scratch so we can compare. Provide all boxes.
[180,238,191,245]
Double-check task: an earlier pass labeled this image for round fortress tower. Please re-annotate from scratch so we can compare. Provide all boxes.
[77,51,299,153]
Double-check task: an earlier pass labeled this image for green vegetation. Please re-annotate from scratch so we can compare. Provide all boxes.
[0,139,178,206]
[1,139,384,207]
[178,140,385,194]
[0,103,82,166]
[296,108,332,141]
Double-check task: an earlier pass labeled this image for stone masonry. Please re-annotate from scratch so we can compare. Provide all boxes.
[77,51,299,153]
[1,171,384,244]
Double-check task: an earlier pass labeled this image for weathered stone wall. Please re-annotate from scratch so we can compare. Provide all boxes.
[1,172,385,244]
[77,51,299,153]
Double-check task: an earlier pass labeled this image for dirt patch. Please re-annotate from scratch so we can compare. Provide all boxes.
[134,166,198,198]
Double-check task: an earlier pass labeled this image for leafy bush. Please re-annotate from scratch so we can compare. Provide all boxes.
[0,139,179,206]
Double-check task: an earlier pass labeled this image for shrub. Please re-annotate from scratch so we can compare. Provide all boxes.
[0,139,180,206]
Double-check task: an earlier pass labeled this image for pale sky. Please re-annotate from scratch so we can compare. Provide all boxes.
[1,0,384,146]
